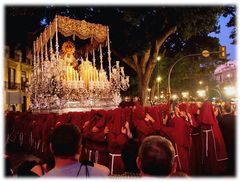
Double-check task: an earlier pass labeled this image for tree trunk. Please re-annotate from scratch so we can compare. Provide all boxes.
[138,79,148,106]
[113,26,177,106]
[150,82,157,101]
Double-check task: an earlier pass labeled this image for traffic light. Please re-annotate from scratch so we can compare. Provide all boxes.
[219,46,226,59]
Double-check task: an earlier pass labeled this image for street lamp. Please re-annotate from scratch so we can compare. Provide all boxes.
[167,49,225,101]
[199,81,203,85]
[167,53,203,100]
[157,56,161,61]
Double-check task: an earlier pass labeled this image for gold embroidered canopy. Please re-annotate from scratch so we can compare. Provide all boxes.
[35,15,108,53]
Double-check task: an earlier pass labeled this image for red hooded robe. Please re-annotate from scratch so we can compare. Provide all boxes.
[199,101,228,174]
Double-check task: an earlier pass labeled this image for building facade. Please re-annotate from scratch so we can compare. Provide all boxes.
[212,61,237,86]
[4,45,32,112]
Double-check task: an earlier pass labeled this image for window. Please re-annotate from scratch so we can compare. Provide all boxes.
[21,71,27,90]
[8,68,16,89]
[21,71,26,83]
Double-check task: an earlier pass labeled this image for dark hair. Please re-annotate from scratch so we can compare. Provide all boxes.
[16,160,39,177]
[51,123,81,158]
[138,136,175,176]
[224,103,232,113]
[121,140,140,173]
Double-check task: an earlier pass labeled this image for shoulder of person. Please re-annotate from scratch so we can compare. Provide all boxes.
[86,165,108,177]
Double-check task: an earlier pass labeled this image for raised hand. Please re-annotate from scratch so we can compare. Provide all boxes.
[121,127,127,135]
[83,120,90,129]
[92,126,99,132]
[104,126,109,134]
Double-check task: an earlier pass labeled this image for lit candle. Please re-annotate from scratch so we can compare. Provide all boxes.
[120,67,124,75]
[76,72,79,81]
[116,61,120,68]
[70,66,73,80]
[90,68,93,81]
[66,65,69,81]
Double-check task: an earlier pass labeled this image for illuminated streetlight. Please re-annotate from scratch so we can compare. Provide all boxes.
[197,90,206,98]
[157,56,161,61]
[171,94,178,100]
[156,76,162,82]
[199,81,203,85]
[147,88,151,92]
[181,91,189,98]
[224,86,235,96]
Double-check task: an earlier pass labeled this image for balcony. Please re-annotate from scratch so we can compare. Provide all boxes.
[5,81,29,91]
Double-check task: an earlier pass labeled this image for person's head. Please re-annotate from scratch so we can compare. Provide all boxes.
[50,123,82,160]
[121,140,140,173]
[136,136,176,176]
[170,171,190,178]
[224,102,232,114]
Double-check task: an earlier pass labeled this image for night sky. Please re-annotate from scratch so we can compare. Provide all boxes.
[5,6,236,62]
[209,15,236,61]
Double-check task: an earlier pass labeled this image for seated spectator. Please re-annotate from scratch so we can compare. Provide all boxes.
[121,139,140,177]
[43,123,107,177]
[136,136,176,177]
[16,160,40,177]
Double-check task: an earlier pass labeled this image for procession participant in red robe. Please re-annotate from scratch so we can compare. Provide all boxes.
[105,108,132,174]
[106,108,132,153]
[160,105,192,174]
[199,101,228,175]
[132,105,156,142]
[82,110,108,165]
[123,107,134,130]
[69,112,84,130]
[188,102,202,175]
[145,106,161,134]
[41,113,57,160]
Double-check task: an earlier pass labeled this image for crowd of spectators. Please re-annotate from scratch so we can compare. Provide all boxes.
[5,100,236,177]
